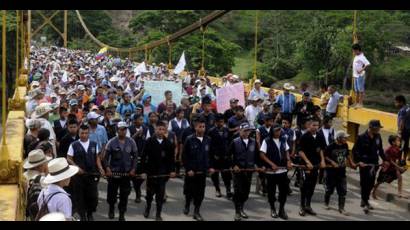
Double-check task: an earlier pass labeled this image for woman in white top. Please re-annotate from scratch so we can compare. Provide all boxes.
[37,158,79,220]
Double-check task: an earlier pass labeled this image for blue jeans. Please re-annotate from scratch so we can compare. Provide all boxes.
[354,76,365,92]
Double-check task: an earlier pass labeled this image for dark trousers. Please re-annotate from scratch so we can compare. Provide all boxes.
[266,173,289,209]
[324,169,347,209]
[359,166,378,204]
[300,169,318,208]
[402,129,410,160]
[233,171,253,209]
[131,177,144,198]
[258,172,267,193]
[107,177,131,212]
[72,175,99,217]
[146,177,168,213]
[210,161,232,192]
[184,174,207,208]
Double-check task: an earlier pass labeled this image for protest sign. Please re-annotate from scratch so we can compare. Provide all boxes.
[143,80,183,106]
[216,82,245,113]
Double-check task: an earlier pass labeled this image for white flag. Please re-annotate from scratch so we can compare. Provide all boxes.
[174,51,186,75]
[62,70,68,83]
[134,62,148,76]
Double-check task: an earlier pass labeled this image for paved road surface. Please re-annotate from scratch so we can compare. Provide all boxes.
[93,170,410,221]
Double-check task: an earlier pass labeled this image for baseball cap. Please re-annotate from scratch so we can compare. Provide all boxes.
[230,98,239,103]
[272,123,282,131]
[239,123,253,131]
[87,112,100,120]
[117,121,129,129]
[335,130,350,139]
[254,79,262,84]
[369,120,383,128]
[69,99,78,106]
[77,85,85,91]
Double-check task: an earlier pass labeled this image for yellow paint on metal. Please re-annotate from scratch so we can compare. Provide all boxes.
[0,185,19,221]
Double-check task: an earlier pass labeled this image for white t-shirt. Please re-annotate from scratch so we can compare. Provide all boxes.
[326,92,342,113]
[242,138,249,146]
[353,53,370,78]
[322,128,331,146]
[157,138,163,144]
[245,105,261,127]
[197,136,204,142]
[67,139,99,157]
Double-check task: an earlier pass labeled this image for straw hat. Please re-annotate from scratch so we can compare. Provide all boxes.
[43,158,79,184]
[31,103,52,119]
[39,212,67,221]
[23,149,52,169]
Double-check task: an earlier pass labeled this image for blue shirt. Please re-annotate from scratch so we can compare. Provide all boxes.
[276,93,296,114]
[249,88,268,100]
[116,102,136,119]
[89,124,108,151]
[398,105,410,130]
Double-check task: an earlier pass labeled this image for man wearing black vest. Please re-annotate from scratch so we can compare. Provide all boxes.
[130,114,148,203]
[58,119,79,158]
[298,118,326,217]
[260,124,292,220]
[67,124,105,221]
[182,117,215,221]
[208,113,232,199]
[104,121,138,221]
[53,106,68,143]
[230,123,258,221]
[141,121,176,221]
[255,113,274,196]
[318,116,335,184]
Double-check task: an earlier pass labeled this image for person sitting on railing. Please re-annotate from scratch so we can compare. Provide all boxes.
[325,85,344,119]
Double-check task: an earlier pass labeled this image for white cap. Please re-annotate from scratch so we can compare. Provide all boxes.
[77,85,85,91]
[254,79,262,84]
[87,112,100,120]
[31,81,40,87]
[117,121,128,129]
[283,83,295,90]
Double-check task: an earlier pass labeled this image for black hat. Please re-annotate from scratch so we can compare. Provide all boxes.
[263,113,274,121]
[215,113,224,121]
[303,92,310,97]
[369,120,383,128]
[201,95,212,104]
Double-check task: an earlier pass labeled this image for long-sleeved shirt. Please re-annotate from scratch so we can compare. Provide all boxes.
[276,93,296,114]
[352,131,386,164]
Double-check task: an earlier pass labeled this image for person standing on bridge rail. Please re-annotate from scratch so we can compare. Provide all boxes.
[104,121,138,221]
[352,43,371,108]
[141,121,176,221]
[276,83,296,123]
[208,113,233,199]
[298,118,326,217]
[352,119,387,214]
[67,124,104,221]
[182,117,215,221]
[323,130,354,216]
[229,122,258,221]
[395,95,410,163]
[260,124,292,220]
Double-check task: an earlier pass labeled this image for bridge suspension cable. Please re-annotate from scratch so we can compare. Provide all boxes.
[75,10,230,53]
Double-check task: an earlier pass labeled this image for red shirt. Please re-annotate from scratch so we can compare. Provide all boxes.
[384,146,401,171]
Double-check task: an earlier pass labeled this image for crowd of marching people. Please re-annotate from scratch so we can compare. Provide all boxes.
[22,46,408,221]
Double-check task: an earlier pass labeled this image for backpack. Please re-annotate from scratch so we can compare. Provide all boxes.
[34,191,63,221]
[26,175,43,220]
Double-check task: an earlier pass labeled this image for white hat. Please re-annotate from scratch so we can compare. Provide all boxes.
[254,79,262,84]
[23,149,52,169]
[283,83,295,90]
[29,88,45,99]
[232,75,239,79]
[77,85,85,91]
[87,111,100,120]
[43,158,79,184]
[39,212,67,221]
[50,93,58,98]
[31,81,40,87]
[31,103,52,119]
[27,119,42,129]
[117,121,128,129]
[109,76,120,82]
